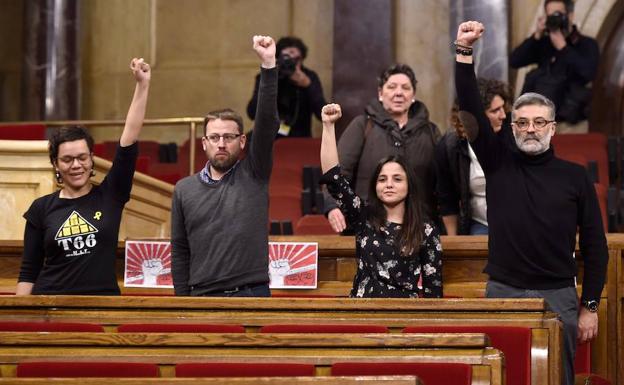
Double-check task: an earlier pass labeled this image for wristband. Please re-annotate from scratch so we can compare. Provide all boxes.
[455,47,473,56]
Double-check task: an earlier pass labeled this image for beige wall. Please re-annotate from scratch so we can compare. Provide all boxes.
[81,0,333,142]
[396,0,451,132]
[2,0,620,139]
[0,1,23,121]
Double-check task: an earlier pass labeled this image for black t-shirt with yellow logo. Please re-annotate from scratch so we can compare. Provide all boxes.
[19,143,137,295]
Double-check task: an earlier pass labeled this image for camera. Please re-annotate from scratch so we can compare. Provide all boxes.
[277,53,297,79]
[545,11,569,32]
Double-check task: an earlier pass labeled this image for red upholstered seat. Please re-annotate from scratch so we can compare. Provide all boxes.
[100,141,119,160]
[575,341,591,374]
[574,374,612,385]
[16,362,159,377]
[0,124,46,140]
[575,341,612,384]
[117,323,244,333]
[137,140,161,161]
[175,363,315,377]
[259,324,389,333]
[558,153,588,168]
[294,214,334,235]
[179,138,206,174]
[331,362,472,385]
[147,162,184,185]
[403,325,531,385]
[93,143,106,158]
[269,195,302,224]
[0,321,103,332]
[552,133,609,186]
[135,155,150,174]
[273,138,321,168]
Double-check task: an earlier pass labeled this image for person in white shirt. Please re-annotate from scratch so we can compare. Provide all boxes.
[435,78,510,235]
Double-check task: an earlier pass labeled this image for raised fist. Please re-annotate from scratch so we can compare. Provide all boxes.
[269,258,291,287]
[456,21,485,47]
[252,35,276,68]
[141,258,164,286]
[322,103,342,124]
[130,58,151,84]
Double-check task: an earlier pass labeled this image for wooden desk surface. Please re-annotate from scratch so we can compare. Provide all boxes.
[0,332,490,348]
[0,295,546,312]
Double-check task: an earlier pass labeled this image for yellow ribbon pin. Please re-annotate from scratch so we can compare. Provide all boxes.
[94,211,102,220]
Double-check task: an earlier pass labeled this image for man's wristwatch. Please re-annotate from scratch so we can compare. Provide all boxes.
[582,299,599,313]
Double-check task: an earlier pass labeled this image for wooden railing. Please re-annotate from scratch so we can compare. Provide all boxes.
[2,118,205,176]
[0,140,174,239]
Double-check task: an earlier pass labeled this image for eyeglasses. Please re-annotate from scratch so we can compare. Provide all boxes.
[57,153,91,165]
[512,118,555,131]
[204,133,242,144]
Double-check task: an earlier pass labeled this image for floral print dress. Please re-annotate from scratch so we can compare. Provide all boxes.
[322,166,443,298]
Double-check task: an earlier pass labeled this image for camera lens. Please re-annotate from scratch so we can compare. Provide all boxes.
[277,53,297,79]
[545,11,568,32]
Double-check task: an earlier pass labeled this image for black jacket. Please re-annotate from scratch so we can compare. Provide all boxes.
[247,66,326,137]
[509,26,599,123]
[435,131,471,235]
[324,99,441,220]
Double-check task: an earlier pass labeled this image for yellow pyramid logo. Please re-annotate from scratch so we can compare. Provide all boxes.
[55,211,99,240]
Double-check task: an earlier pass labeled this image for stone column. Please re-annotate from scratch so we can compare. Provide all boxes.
[21,0,80,121]
[450,0,509,81]
[332,0,393,136]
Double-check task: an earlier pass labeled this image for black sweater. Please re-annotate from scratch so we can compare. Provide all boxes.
[455,61,608,301]
[247,66,326,137]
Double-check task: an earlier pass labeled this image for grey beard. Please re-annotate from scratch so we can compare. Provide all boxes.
[514,132,552,155]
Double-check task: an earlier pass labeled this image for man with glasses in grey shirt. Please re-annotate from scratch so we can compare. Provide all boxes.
[171,35,279,297]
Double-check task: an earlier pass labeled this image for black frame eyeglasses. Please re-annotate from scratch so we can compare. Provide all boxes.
[57,153,92,165]
[204,133,242,144]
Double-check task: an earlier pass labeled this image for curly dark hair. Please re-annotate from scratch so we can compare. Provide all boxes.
[477,78,511,112]
[275,36,308,59]
[450,78,512,136]
[378,64,417,90]
[48,126,94,165]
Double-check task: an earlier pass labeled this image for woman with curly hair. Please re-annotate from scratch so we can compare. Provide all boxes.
[435,78,511,235]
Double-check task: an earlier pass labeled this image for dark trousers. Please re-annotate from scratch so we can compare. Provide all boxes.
[197,282,271,297]
[485,280,578,385]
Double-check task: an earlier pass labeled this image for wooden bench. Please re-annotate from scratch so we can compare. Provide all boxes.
[0,296,556,385]
[0,332,499,385]
[2,233,620,383]
[0,376,423,385]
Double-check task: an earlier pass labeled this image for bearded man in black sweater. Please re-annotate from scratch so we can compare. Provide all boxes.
[454,21,608,385]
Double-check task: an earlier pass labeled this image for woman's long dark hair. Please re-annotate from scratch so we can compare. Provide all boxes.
[367,156,423,255]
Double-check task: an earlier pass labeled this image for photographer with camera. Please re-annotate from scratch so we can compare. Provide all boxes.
[247,36,326,138]
[509,0,599,130]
